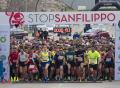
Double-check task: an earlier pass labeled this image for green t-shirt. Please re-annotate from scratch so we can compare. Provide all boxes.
[65,51,75,61]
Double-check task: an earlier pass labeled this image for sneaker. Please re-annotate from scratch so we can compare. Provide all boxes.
[105,76,108,80]
[55,76,60,81]
[60,78,64,82]
[64,77,67,81]
[85,79,87,82]
[68,76,71,81]
[88,76,94,81]
[93,78,97,82]
[44,77,49,82]
[71,76,75,81]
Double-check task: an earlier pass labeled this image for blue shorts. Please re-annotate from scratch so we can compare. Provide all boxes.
[40,61,50,69]
[55,60,63,68]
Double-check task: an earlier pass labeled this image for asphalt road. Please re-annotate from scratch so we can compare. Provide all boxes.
[0,81,120,88]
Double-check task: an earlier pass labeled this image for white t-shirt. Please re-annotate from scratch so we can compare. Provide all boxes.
[19,52,28,62]
[32,53,37,59]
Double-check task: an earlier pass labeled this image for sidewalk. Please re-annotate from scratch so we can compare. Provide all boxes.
[0,81,120,88]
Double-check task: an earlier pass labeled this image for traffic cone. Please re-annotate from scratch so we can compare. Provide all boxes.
[2,79,5,84]
[11,77,14,83]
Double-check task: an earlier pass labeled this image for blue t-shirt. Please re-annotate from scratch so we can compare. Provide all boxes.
[73,34,80,39]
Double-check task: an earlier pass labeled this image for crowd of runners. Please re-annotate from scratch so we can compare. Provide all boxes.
[9,32,115,82]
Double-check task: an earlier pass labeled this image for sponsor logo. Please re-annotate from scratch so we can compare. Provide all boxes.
[0,36,6,43]
[5,12,25,26]
[0,55,6,61]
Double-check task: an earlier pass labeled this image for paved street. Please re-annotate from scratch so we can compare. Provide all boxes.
[0,81,120,88]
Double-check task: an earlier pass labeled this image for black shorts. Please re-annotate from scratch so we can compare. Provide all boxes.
[10,62,18,75]
[19,61,27,67]
[89,64,98,70]
[76,61,84,67]
[105,62,114,68]
[11,62,17,69]
[67,60,75,67]
[49,62,55,68]
[84,64,88,68]
[55,60,63,68]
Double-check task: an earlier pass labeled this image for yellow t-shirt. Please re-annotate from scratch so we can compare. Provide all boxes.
[51,51,56,57]
[88,50,100,64]
[39,51,49,62]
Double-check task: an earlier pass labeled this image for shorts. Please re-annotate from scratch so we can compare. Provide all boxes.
[89,64,98,70]
[67,60,75,67]
[19,61,27,67]
[40,61,50,69]
[11,62,17,69]
[10,62,18,75]
[105,62,114,68]
[55,60,63,68]
[76,61,83,67]
[84,64,88,68]
[49,62,55,68]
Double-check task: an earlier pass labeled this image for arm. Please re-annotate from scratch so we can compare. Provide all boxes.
[96,51,101,63]
[18,53,20,65]
[87,51,90,64]
[8,54,12,65]
[111,53,115,63]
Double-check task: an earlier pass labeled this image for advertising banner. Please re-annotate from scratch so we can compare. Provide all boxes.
[0,25,10,81]
[115,22,120,80]
[0,11,119,26]
[115,62,120,80]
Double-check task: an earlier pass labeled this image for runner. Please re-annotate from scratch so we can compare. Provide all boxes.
[97,47,106,80]
[28,49,39,81]
[49,47,56,80]
[54,47,65,81]
[84,47,89,81]
[104,47,114,81]
[18,49,29,81]
[65,47,75,81]
[39,45,50,82]
[75,46,85,82]
[9,47,19,81]
[88,46,101,81]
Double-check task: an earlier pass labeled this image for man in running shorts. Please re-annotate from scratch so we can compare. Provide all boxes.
[88,47,100,81]
[39,45,50,82]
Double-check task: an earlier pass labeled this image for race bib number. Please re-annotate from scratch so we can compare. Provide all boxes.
[67,55,73,60]
[106,58,111,62]
[29,65,35,69]
[42,56,49,61]
[58,56,64,60]
[77,57,83,62]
